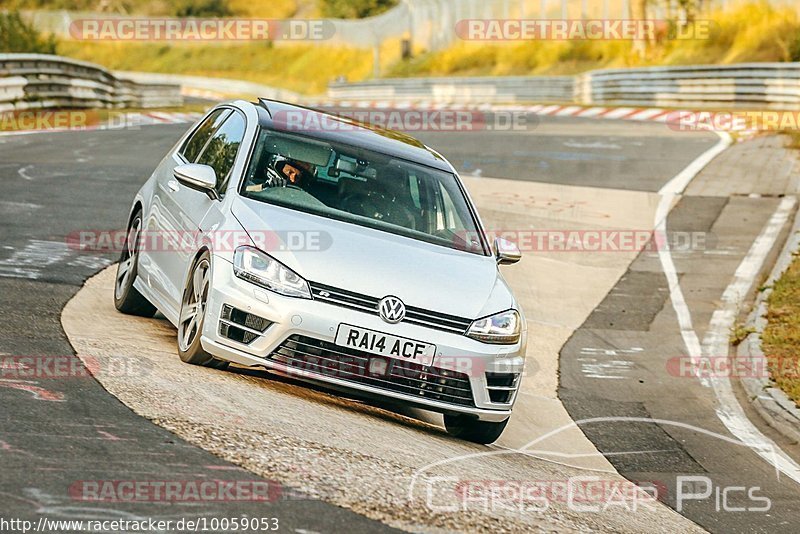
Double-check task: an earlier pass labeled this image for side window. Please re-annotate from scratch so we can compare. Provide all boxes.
[181,109,230,162]
[196,111,246,196]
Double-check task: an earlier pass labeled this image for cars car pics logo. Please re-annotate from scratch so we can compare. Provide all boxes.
[378,296,406,324]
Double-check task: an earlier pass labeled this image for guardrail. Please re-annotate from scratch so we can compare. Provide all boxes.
[0,53,182,112]
[328,75,575,104]
[577,63,800,110]
[114,71,299,103]
[329,63,800,110]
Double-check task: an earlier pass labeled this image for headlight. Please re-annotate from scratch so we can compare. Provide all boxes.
[233,246,311,299]
[466,309,521,344]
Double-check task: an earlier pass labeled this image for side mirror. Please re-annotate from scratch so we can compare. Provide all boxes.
[174,163,219,200]
[494,237,522,265]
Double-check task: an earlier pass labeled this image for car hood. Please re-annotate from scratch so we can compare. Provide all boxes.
[231,196,514,319]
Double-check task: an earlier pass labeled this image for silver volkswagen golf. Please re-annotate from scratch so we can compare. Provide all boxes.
[114,99,526,443]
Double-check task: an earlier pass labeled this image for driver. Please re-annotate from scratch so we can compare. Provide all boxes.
[246,156,314,192]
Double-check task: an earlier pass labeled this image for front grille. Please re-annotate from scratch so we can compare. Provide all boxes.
[270,334,475,407]
[309,282,473,335]
[219,305,272,345]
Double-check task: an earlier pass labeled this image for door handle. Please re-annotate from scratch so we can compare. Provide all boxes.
[167,180,180,192]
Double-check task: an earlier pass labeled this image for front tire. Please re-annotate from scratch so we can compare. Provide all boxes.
[114,209,157,317]
[177,251,228,370]
[444,414,508,444]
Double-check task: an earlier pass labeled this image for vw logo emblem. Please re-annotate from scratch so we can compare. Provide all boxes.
[378,296,406,324]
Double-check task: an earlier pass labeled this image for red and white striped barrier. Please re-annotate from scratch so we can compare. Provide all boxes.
[304,100,760,136]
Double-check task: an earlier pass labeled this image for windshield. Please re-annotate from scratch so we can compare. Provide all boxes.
[240,130,487,255]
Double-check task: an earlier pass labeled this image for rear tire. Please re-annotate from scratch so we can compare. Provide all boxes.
[114,209,157,317]
[177,251,229,370]
[444,414,508,444]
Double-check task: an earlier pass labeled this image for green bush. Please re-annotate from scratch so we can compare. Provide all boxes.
[174,0,233,17]
[792,33,800,62]
[0,11,57,54]
[319,0,397,19]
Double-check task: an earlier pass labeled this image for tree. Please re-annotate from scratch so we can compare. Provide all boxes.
[319,0,397,19]
[630,0,649,56]
[0,11,57,54]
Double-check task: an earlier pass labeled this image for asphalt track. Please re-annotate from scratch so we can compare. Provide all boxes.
[329,106,719,191]
[1,114,794,532]
[559,174,800,531]
[0,127,393,531]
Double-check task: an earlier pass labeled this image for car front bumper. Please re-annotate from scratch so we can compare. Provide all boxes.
[200,258,527,423]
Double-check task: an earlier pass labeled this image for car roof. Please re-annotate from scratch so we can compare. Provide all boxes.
[252,99,453,172]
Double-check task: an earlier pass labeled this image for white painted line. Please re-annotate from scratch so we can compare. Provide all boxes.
[654,133,731,387]
[702,196,800,483]
[655,129,800,485]
[658,132,732,196]
[17,165,34,180]
[527,104,545,113]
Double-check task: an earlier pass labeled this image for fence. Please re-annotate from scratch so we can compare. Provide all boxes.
[114,71,299,103]
[0,53,182,112]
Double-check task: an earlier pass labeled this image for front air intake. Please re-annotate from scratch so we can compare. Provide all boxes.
[219,305,271,345]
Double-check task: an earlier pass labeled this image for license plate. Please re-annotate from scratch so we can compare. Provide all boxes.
[334,324,436,365]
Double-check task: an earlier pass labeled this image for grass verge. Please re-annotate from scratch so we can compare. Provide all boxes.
[762,250,800,404]
[57,40,380,95]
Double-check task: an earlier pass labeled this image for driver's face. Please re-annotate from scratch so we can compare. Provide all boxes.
[283,163,302,184]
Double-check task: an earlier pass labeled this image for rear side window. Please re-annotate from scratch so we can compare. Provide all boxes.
[196,111,246,196]
[181,109,230,162]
